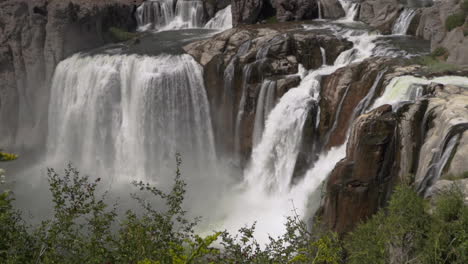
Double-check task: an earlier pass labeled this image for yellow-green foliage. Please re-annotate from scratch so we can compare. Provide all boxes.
[0,152,18,161]
[415,56,460,73]
[109,27,138,43]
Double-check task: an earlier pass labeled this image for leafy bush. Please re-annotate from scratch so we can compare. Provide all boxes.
[462,0,468,13]
[109,27,138,43]
[345,183,468,264]
[415,56,459,73]
[431,47,449,58]
[1,156,467,263]
[446,12,466,31]
[345,184,429,264]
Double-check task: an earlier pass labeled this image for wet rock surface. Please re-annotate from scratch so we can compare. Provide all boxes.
[322,104,399,234]
[0,0,140,148]
[322,75,468,233]
[185,23,352,164]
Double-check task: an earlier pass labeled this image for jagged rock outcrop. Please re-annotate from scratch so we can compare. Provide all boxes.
[358,0,468,65]
[231,0,265,25]
[231,0,344,25]
[319,0,345,19]
[359,0,402,34]
[276,0,319,22]
[185,24,352,165]
[0,0,140,149]
[204,0,231,19]
[322,72,468,233]
[322,105,399,234]
[318,57,398,150]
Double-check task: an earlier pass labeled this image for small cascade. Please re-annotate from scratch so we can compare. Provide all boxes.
[204,5,233,30]
[252,80,277,147]
[136,0,204,31]
[234,63,254,163]
[352,69,387,118]
[417,132,463,194]
[392,9,417,35]
[320,46,327,65]
[371,75,468,111]
[338,0,359,22]
[318,0,323,20]
[47,54,217,182]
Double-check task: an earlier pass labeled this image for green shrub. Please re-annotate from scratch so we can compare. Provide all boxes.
[345,184,429,264]
[265,15,278,24]
[420,186,468,264]
[462,0,468,13]
[431,47,449,58]
[415,56,459,73]
[109,27,137,43]
[444,171,468,180]
[446,12,466,31]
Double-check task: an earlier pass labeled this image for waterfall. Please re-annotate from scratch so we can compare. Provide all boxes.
[211,24,436,243]
[371,75,468,111]
[252,80,277,147]
[338,0,359,22]
[47,54,217,182]
[320,46,327,65]
[352,69,387,119]
[136,0,204,31]
[417,132,463,194]
[318,0,323,20]
[392,9,417,35]
[204,5,233,30]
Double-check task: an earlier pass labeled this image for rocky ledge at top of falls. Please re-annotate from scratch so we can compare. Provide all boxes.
[0,0,142,148]
[184,23,352,165]
[231,0,345,26]
[358,0,468,65]
[321,72,468,234]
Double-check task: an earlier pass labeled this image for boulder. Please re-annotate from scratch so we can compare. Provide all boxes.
[359,0,402,34]
[276,0,319,22]
[319,0,345,19]
[231,0,264,25]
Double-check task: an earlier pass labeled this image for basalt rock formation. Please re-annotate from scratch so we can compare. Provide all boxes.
[358,0,468,65]
[323,104,399,234]
[231,0,345,25]
[0,0,141,149]
[359,0,402,34]
[185,23,352,165]
[322,71,468,233]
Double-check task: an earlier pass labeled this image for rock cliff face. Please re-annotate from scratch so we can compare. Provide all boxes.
[358,0,468,65]
[323,104,399,234]
[359,0,402,34]
[185,23,352,165]
[0,0,140,149]
[322,71,468,233]
[231,0,345,25]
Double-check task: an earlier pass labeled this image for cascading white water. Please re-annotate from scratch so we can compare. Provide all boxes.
[209,25,388,244]
[47,54,217,183]
[204,5,233,30]
[136,0,204,31]
[392,9,417,35]
[320,46,327,65]
[371,75,468,110]
[318,0,323,20]
[252,80,277,147]
[338,0,359,22]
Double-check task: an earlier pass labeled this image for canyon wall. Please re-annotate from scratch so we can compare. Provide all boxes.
[0,0,141,149]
